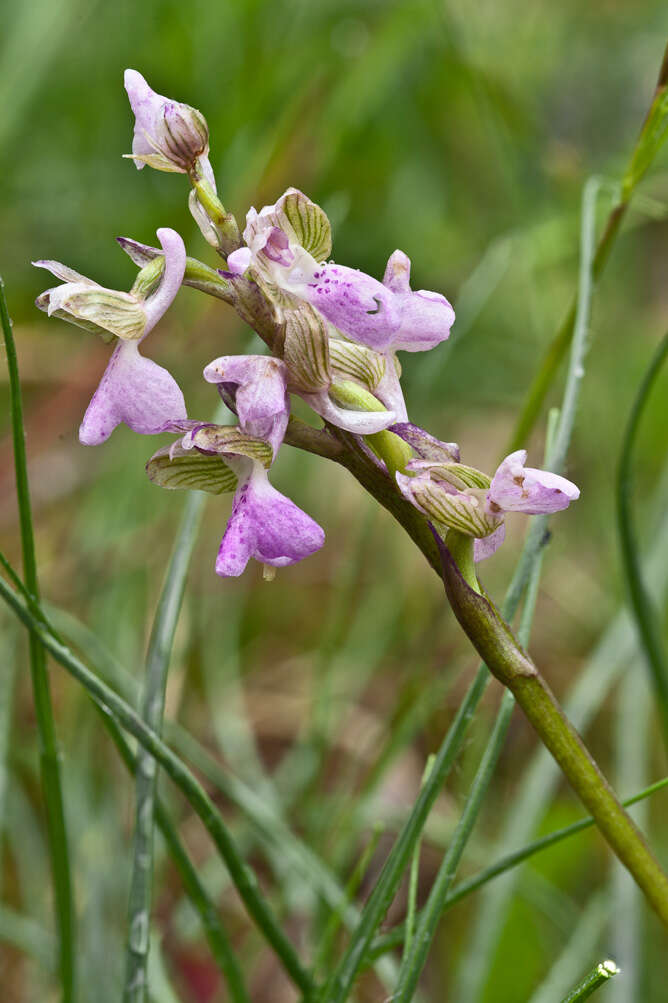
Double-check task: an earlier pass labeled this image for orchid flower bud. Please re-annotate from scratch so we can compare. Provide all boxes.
[124,69,213,182]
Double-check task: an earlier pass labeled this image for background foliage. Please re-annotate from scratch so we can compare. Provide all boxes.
[2,1,668,1000]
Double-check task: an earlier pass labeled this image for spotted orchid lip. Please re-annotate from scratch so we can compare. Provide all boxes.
[215,458,325,577]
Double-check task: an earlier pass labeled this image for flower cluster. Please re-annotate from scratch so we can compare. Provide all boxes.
[34,70,579,578]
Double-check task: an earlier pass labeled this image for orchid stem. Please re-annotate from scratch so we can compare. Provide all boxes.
[440,531,668,929]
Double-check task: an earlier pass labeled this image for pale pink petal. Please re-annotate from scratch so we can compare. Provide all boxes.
[382,249,411,294]
[300,389,395,434]
[215,460,325,576]
[392,289,455,352]
[124,69,169,167]
[373,358,408,421]
[305,264,402,351]
[226,247,253,275]
[79,342,186,445]
[490,450,580,514]
[474,523,506,562]
[142,228,186,335]
[203,355,289,457]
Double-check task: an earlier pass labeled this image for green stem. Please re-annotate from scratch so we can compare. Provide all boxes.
[191,178,241,256]
[0,575,315,1000]
[616,331,668,749]
[507,201,624,454]
[438,535,668,929]
[319,664,490,1003]
[560,960,620,1003]
[319,470,554,1002]
[1,277,75,1001]
[123,491,206,1003]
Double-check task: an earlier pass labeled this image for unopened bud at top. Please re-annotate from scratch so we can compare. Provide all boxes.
[124,69,213,181]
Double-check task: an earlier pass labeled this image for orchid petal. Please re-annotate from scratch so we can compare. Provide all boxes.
[389,423,460,463]
[203,355,289,458]
[226,247,253,275]
[489,450,580,514]
[392,288,455,352]
[301,390,395,434]
[143,228,186,334]
[474,523,506,562]
[304,264,401,350]
[215,459,325,576]
[32,260,99,286]
[382,249,411,294]
[79,341,186,445]
[124,69,170,167]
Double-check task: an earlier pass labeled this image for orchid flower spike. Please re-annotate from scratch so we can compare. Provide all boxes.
[34,228,187,444]
[123,69,214,185]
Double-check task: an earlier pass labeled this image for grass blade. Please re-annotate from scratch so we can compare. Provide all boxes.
[103,708,250,1003]
[124,490,206,1003]
[453,484,668,1002]
[393,500,548,1000]
[507,40,668,454]
[616,331,668,746]
[610,664,651,1002]
[365,770,668,964]
[1,277,75,1001]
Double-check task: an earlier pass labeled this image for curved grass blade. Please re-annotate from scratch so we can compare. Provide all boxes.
[452,485,668,1003]
[2,559,250,1002]
[1,277,75,1001]
[43,596,402,988]
[616,331,668,748]
[393,510,547,1001]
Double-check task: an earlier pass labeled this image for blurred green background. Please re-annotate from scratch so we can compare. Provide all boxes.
[2,1,668,1000]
